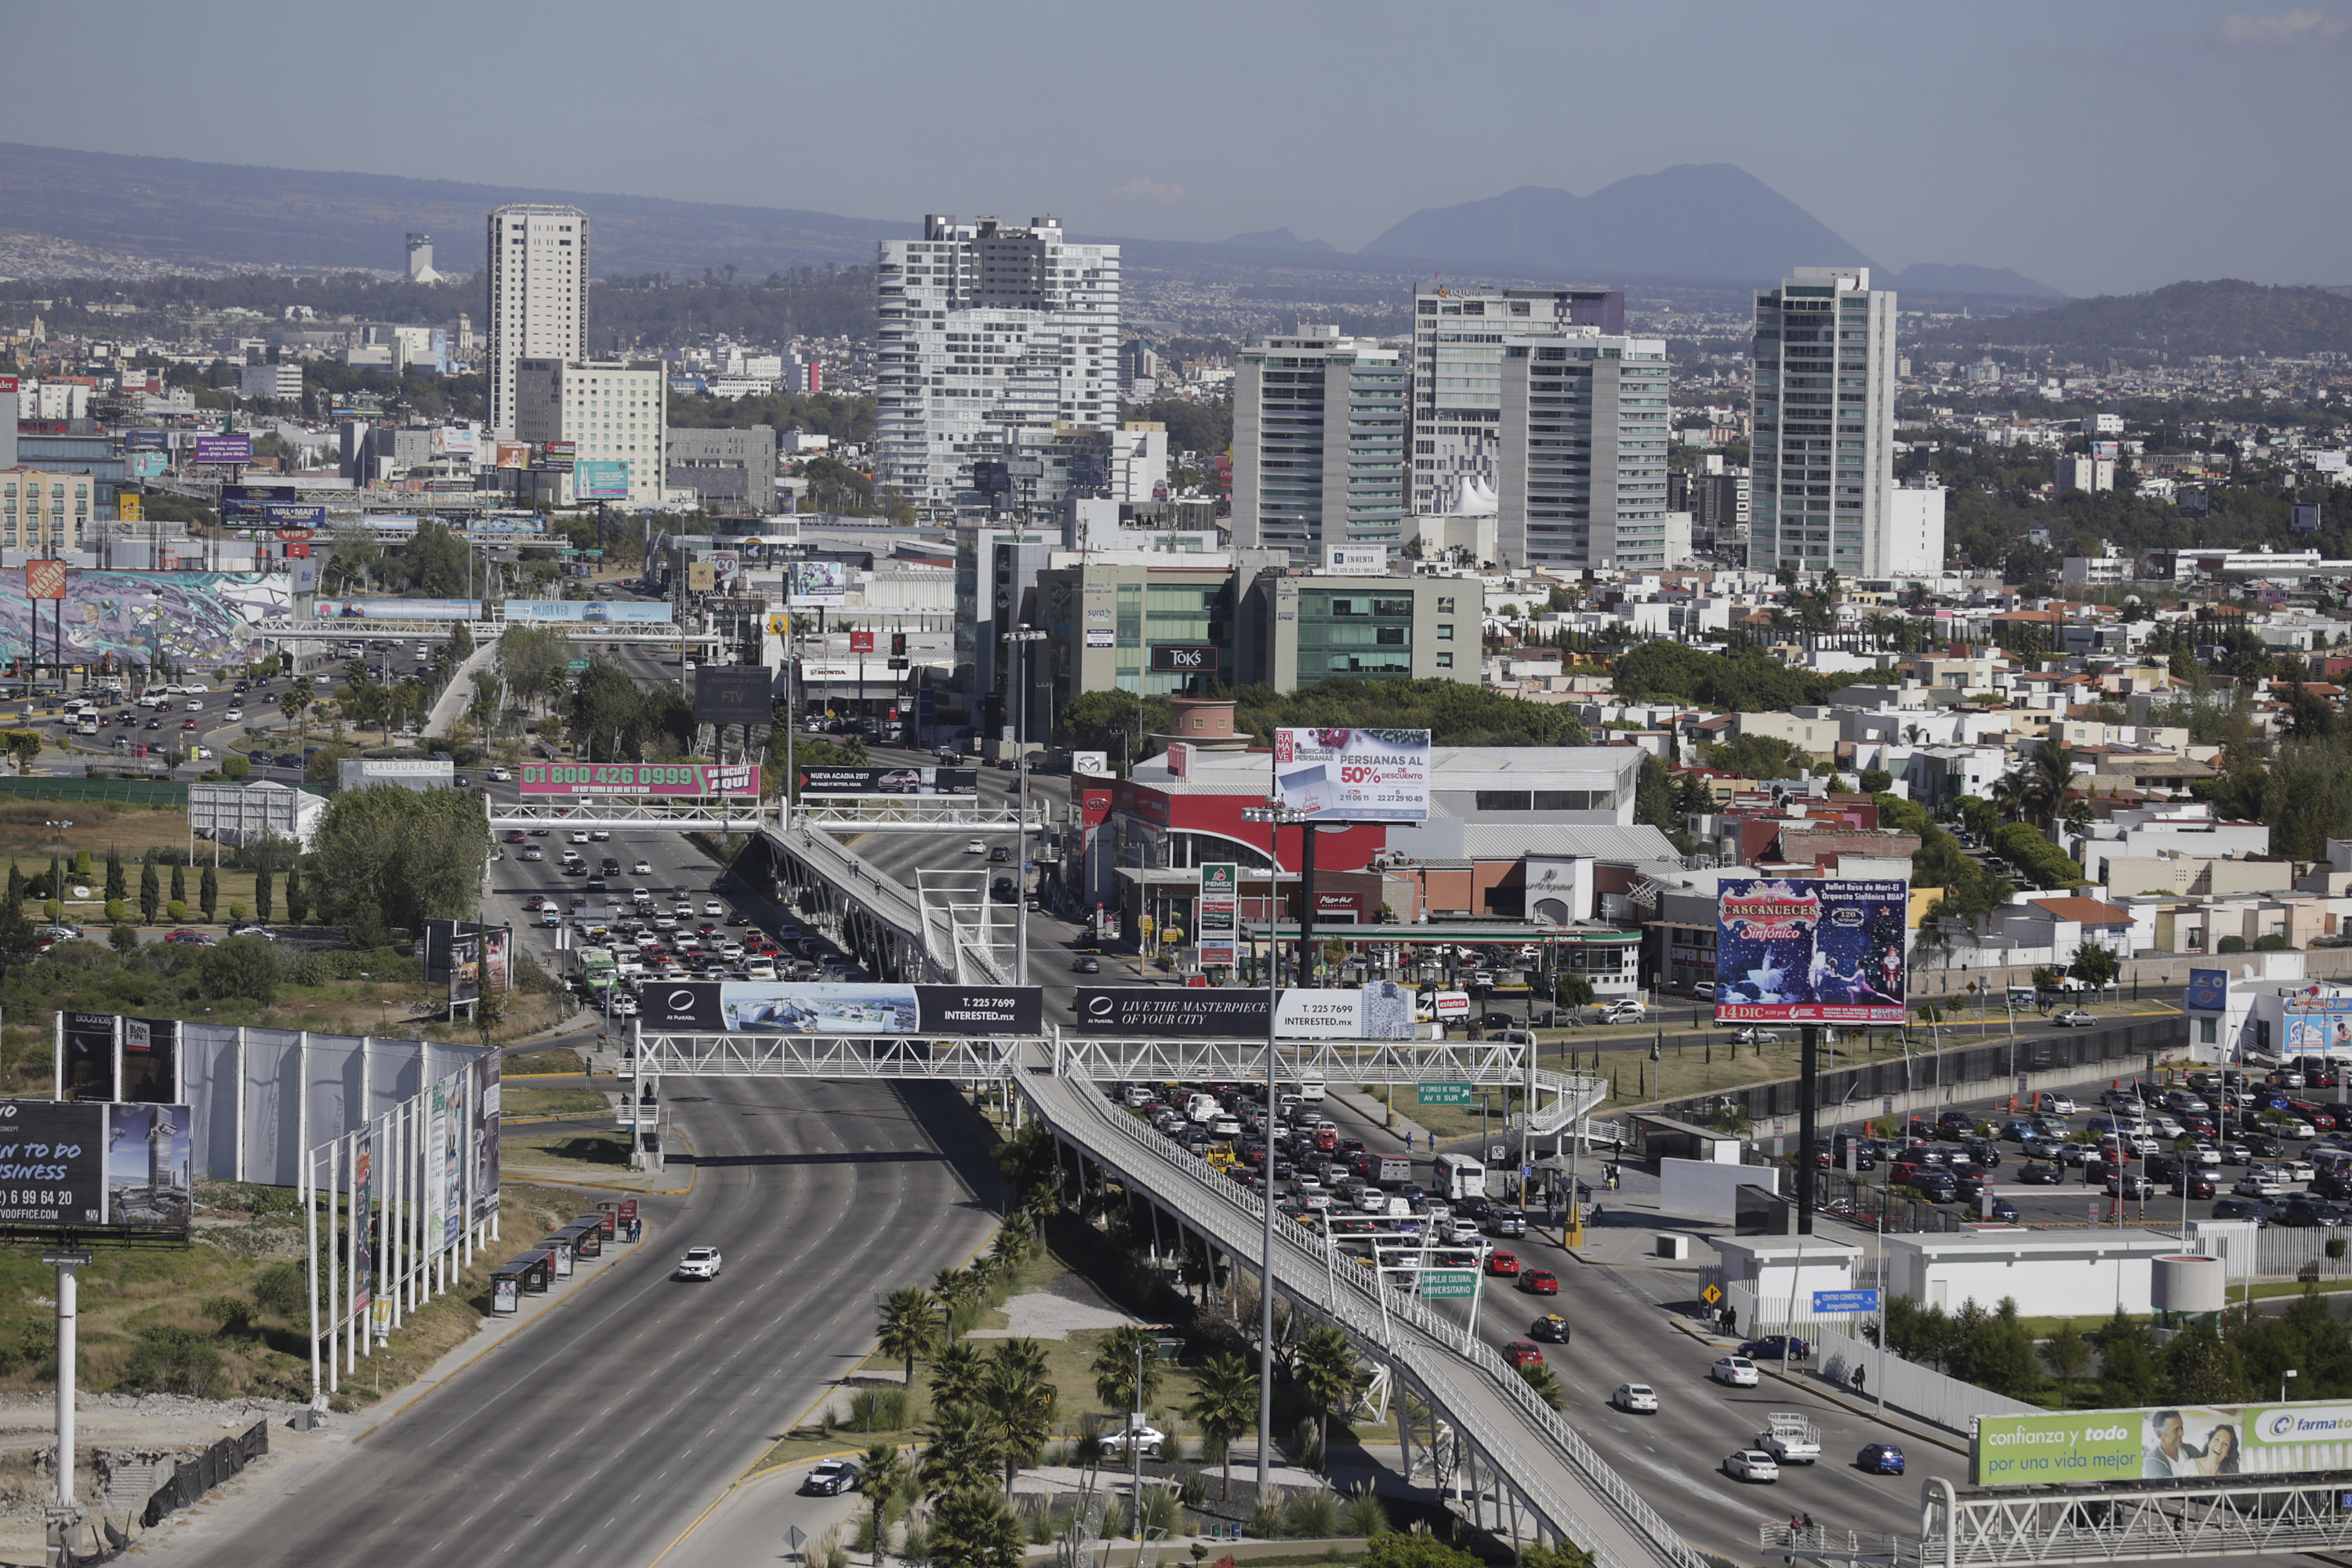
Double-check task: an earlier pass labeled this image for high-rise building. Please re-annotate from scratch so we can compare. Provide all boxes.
[485,204,589,436]
[1748,267,1919,578]
[1410,284,1624,515]
[1232,327,1408,561]
[514,358,666,508]
[405,232,443,285]
[1494,332,1674,572]
[874,215,1120,511]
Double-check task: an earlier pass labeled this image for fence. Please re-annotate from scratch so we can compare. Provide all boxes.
[53,1419,273,1566]
[0,776,192,806]
[1811,1325,2039,1436]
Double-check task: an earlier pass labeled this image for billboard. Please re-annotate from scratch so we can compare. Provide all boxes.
[2186,968,2228,1011]
[262,503,327,528]
[495,441,532,470]
[643,983,1040,1036]
[1073,984,1417,1039]
[501,600,674,625]
[1199,863,1238,967]
[63,1014,115,1100]
[1271,728,1431,822]
[793,768,977,797]
[1712,877,1910,1025]
[849,630,876,654]
[122,430,168,452]
[120,1016,179,1104]
[576,460,630,500]
[517,762,759,797]
[0,1100,192,1234]
[449,934,481,1010]
[315,598,481,622]
[539,440,577,470]
[2284,997,2352,1056]
[425,1078,453,1250]
[1973,1400,2352,1486]
[788,560,849,607]
[694,666,776,725]
[25,561,66,601]
[192,434,253,465]
[468,1056,500,1225]
[1150,644,1220,674]
[484,927,512,994]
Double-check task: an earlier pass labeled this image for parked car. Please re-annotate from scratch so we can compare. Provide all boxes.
[1739,1335,1810,1362]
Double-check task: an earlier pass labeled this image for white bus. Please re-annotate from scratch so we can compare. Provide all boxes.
[1434,1152,1486,1202]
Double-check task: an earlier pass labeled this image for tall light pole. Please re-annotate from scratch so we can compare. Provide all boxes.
[1005,627,1047,985]
[1240,797,1309,1494]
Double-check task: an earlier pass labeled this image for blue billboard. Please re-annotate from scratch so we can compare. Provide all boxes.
[575,460,630,500]
[1713,877,1911,1025]
[2186,968,2228,1011]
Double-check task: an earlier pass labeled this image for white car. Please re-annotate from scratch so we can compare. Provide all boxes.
[966,839,988,855]
[652,915,678,931]
[2042,1094,2078,1116]
[1600,1000,1646,1023]
[633,860,652,875]
[489,768,514,782]
[1735,1028,1782,1045]
[2278,1117,2318,1139]
[592,829,611,841]
[1711,1356,1760,1388]
[1099,1422,1167,1458]
[674,1247,723,1280]
[1611,1383,1659,1413]
[2053,1009,2096,1028]
[2283,1158,2318,1184]
[185,699,204,711]
[704,900,724,916]
[223,708,244,722]
[569,830,591,844]
[1724,1449,1780,1483]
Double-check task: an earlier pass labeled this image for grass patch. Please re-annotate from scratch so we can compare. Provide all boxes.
[503,1129,633,1175]
[503,1048,588,1076]
[503,1085,610,1119]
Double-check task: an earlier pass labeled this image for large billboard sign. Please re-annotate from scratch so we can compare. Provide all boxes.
[787,561,849,608]
[575,460,630,500]
[793,768,977,797]
[1198,863,1237,967]
[192,434,253,465]
[1073,985,1417,1039]
[517,763,759,797]
[1973,1400,2352,1486]
[694,666,776,725]
[0,1100,193,1234]
[2186,968,2227,1012]
[1272,728,1431,822]
[2284,997,2352,1056]
[1712,877,1909,1025]
[448,934,481,1010]
[643,983,1040,1036]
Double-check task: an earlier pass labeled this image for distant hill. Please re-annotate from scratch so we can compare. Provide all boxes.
[0,141,907,278]
[1359,163,1874,283]
[1924,278,2352,357]
[1217,227,1336,253]
[1887,262,2064,302]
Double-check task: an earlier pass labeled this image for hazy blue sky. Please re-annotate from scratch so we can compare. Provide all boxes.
[5,0,2346,296]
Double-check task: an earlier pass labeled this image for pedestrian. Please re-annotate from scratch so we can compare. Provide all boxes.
[1852,1364,1867,1396]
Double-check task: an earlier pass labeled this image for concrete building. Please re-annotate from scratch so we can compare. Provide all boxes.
[1232,327,1408,561]
[1247,568,1476,688]
[239,364,303,401]
[1883,1229,2182,1318]
[667,424,777,514]
[2057,456,2117,493]
[513,358,667,508]
[405,232,444,285]
[1409,284,1624,515]
[1494,332,1673,571]
[1,467,93,553]
[1748,267,1902,577]
[1109,422,1170,503]
[485,204,589,436]
[873,214,1120,510]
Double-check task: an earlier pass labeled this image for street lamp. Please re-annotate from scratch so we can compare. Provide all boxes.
[1239,797,1310,1494]
[1004,627,1047,985]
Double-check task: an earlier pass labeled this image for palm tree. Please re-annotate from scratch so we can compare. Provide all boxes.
[1290,1326,1359,1474]
[1091,1325,1163,1416]
[858,1442,907,1566]
[990,1212,1036,1272]
[933,1266,975,1340]
[975,1361,1054,1495]
[1185,1352,1257,1500]
[929,1340,987,1417]
[1519,1363,1566,1410]
[928,1486,1026,1568]
[2028,741,2077,826]
[1989,770,2029,824]
[990,1338,1048,1385]
[917,1409,999,1500]
[878,1287,940,1387]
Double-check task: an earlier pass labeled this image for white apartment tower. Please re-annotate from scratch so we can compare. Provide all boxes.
[1748,267,1933,578]
[1411,284,1624,514]
[405,232,443,285]
[1232,327,1409,560]
[1494,332,1674,572]
[874,215,1120,510]
[486,204,589,436]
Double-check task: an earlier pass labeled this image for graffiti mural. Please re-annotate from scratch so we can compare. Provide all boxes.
[0,572,292,670]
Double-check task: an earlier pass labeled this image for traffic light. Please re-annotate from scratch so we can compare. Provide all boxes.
[890,632,907,657]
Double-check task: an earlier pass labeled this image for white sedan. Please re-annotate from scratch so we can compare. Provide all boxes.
[184,699,204,711]
[966,839,988,855]
[633,860,652,876]
[1612,1382,1659,1413]
[1724,1449,1780,1483]
[568,830,591,844]
[673,1247,723,1280]
[223,708,244,722]
[1711,1356,1761,1388]
[704,900,724,916]
[1098,1422,1167,1458]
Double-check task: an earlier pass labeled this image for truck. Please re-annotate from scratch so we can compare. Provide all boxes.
[1434,1151,1486,1202]
[1755,1413,1821,1465]
[1374,1153,1413,1188]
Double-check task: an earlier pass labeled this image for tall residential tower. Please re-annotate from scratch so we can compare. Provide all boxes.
[873,215,1120,511]
[1231,327,1408,561]
[1410,284,1623,515]
[485,204,589,436]
[1494,331,1675,572]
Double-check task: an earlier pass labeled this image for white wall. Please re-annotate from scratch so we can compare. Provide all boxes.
[1889,1232,2174,1317]
[1660,1156,1779,1221]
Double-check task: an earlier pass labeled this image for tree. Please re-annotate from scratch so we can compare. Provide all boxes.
[858,1442,907,1568]
[254,865,274,923]
[1859,767,1893,795]
[199,935,281,1005]
[2039,1320,2092,1406]
[281,676,316,746]
[927,1486,1025,1568]
[1519,1362,1566,1410]
[2026,742,2077,825]
[1953,1298,2042,1399]
[139,861,161,924]
[1185,1352,1257,1500]
[1362,1535,1483,1568]
[2161,1319,2249,1405]
[1091,1325,1163,1416]
[878,1287,940,1387]
[2071,941,2121,991]
[1290,1325,1358,1473]
[169,861,186,907]
[310,784,490,947]
[916,1409,998,1500]
[285,864,309,924]
[2093,1310,2161,1406]
[2262,741,2352,860]
[199,865,218,923]
[103,848,125,904]
[1707,731,1813,783]
[928,1339,987,1416]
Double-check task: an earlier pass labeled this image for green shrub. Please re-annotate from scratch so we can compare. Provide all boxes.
[1139,1487,1183,1538]
[254,1261,309,1322]
[1340,1488,1389,1537]
[1177,1471,1207,1508]
[119,1327,223,1397]
[1244,1504,1283,1539]
[1283,1490,1341,1538]
[200,1296,256,1336]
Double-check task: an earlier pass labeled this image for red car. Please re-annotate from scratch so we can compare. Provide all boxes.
[503,830,528,844]
[1502,1341,1544,1369]
[164,928,213,946]
[1517,1269,1560,1295]
[522,895,546,912]
[1315,1129,1339,1152]
[1485,1250,1520,1276]
[181,718,199,730]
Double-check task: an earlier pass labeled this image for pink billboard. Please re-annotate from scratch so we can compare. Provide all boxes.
[517,763,759,797]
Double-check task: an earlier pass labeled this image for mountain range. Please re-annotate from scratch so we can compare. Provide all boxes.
[0,141,2061,301]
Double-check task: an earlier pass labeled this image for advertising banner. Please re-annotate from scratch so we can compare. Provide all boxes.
[0,1102,104,1229]
[468,1057,500,1225]
[788,561,849,607]
[314,598,482,622]
[495,441,532,470]
[642,983,1040,1036]
[448,934,481,1010]
[1199,862,1238,967]
[424,1078,451,1250]
[2186,968,2228,1011]
[63,1013,115,1101]
[351,1130,373,1319]
[1150,644,1220,674]
[257,503,326,529]
[192,434,253,465]
[120,1016,179,1104]
[1072,751,1109,777]
[576,460,630,500]
[517,762,759,797]
[122,430,167,452]
[1711,877,1910,1025]
[128,452,167,478]
[25,561,67,602]
[539,440,576,470]
[1271,728,1432,822]
[694,666,776,725]
[1073,985,1417,1039]
[2285,998,2352,1056]
[793,768,977,797]
[483,927,512,994]
[501,600,675,624]
[1973,1399,2352,1486]
[849,630,876,654]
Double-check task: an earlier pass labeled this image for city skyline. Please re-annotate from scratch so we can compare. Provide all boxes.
[1,1,2347,297]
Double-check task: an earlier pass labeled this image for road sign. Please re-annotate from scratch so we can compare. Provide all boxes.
[1417,1082,1472,1106]
[566,659,590,672]
[786,1526,808,1554]
[1418,1269,1478,1300]
[1701,1284,1722,1305]
[1882,1095,1895,1115]
[1811,1289,1880,1315]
